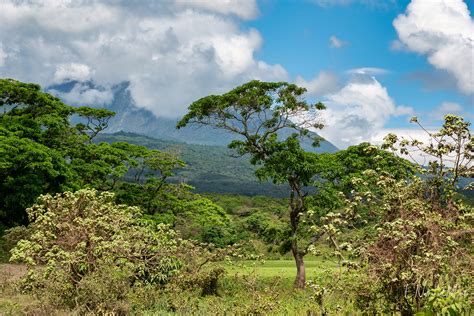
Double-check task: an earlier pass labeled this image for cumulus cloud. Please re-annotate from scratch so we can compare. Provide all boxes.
[295,71,340,98]
[369,128,437,165]
[389,39,406,51]
[393,0,474,94]
[329,35,347,48]
[174,0,258,20]
[0,0,286,117]
[316,76,414,149]
[369,127,471,167]
[50,82,113,106]
[54,63,93,83]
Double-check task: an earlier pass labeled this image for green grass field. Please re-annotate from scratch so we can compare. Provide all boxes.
[0,260,355,315]
[224,258,342,281]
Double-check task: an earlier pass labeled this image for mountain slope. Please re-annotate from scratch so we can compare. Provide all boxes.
[48,81,339,152]
[95,132,290,197]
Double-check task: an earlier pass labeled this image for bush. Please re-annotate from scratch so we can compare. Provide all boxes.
[10,189,182,311]
[175,198,235,247]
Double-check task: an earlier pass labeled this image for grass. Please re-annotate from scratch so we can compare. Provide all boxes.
[0,259,354,315]
[224,257,342,280]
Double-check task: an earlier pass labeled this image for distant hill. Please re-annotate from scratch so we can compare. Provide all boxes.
[48,81,339,152]
[95,132,291,197]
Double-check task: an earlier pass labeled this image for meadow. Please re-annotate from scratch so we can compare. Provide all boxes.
[0,259,354,315]
[225,258,340,280]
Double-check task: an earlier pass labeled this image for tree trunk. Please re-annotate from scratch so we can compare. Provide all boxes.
[292,242,306,288]
[289,178,306,288]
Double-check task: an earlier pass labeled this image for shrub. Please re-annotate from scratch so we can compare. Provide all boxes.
[175,198,235,247]
[10,189,182,310]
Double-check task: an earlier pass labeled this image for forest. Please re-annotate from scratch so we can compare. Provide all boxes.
[0,78,472,315]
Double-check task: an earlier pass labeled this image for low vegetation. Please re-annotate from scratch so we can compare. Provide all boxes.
[0,78,472,314]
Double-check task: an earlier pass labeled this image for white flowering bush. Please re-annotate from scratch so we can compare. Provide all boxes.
[10,189,182,311]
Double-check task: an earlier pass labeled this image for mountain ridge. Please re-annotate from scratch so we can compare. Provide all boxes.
[48,80,339,153]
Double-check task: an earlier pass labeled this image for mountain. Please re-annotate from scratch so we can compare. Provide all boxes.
[48,81,339,152]
[95,132,290,197]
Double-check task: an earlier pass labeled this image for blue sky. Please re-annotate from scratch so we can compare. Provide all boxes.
[0,0,472,148]
[246,0,473,132]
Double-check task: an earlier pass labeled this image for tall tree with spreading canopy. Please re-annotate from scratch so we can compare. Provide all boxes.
[0,79,116,226]
[177,80,325,287]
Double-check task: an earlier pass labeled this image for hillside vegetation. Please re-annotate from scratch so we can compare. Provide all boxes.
[95,132,291,197]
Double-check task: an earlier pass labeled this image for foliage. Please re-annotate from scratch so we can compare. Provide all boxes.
[174,198,235,247]
[9,189,182,310]
[343,115,474,315]
[0,130,71,225]
[95,131,291,197]
[356,175,472,314]
[178,80,326,287]
[423,286,471,315]
[112,144,188,214]
[309,142,416,225]
[384,114,473,189]
[0,79,191,230]
[0,79,113,226]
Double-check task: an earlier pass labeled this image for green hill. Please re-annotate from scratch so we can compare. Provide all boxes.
[95,132,291,197]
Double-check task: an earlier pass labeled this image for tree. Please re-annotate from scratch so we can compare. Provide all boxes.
[0,79,170,226]
[177,80,325,288]
[0,129,71,225]
[0,79,117,226]
[112,143,190,217]
[0,79,79,226]
[383,114,473,200]
[345,115,473,314]
[309,143,416,224]
[74,106,115,142]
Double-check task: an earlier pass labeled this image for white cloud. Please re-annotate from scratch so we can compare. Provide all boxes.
[347,67,389,75]
[369,127,472,168]
[0,0,286,117]
[174,0,258,20]
[369,128,436,165]
[393,0,474,94]
[437,101,463,113]
[370,128,432,146]
[316,76,414,149]
[329,35,347,48]
[50,82,113,106]
[54,63,93,83]
[295,71,340,98]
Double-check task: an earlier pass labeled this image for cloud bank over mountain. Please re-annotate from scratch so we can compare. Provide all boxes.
[0,0,286,117]
[0,0,468,149]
